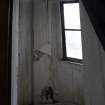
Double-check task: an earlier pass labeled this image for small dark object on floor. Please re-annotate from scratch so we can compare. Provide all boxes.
[41,86,57,103]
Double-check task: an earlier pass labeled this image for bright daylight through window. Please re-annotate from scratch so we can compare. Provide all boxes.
[61,1,83,62]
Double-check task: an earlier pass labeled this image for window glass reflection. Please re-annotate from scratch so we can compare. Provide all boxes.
[65,31,83,59]
[64,3,81,29]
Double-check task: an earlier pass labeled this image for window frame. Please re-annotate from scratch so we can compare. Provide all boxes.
[60,0,83,63]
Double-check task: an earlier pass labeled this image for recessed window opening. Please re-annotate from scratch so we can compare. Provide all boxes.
[61,1,83,63]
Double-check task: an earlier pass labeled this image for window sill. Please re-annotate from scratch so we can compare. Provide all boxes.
[61,58,83,66]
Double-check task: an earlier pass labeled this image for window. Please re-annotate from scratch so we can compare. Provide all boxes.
[60,1,83,63]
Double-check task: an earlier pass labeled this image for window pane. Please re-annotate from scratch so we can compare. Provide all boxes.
[64,3,81,29]
[65,31,83,59]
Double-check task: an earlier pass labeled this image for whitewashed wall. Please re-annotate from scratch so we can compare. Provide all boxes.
[13,0,105,105]
[80,1,105,105]
[18,0,33,105]
[33,0,84,105]
[11,0,19,105]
